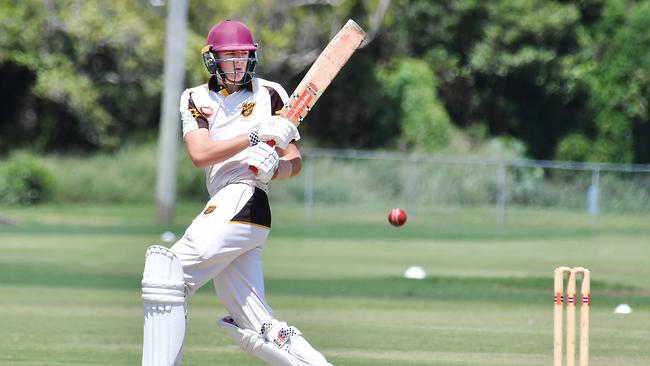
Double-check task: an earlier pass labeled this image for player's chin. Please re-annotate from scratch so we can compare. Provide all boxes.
[227,75,247,85]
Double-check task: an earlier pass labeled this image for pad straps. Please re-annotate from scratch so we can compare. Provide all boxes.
[218,317,298,366]
[261,320,302,350]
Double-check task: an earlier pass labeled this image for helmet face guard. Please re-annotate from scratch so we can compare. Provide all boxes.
[202,46,257,86]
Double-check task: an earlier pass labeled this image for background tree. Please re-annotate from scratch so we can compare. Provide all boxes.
[0,1,165,152]
[584,0,650,163]
[377,58,452,151]
[1,0,649,163]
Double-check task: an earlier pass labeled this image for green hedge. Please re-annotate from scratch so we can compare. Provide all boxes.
[0,152,53,205]
[2,142,648,215]
[40,141,206,203]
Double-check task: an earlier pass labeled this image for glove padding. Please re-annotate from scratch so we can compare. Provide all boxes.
[256,116,300,149]
[244,143,279,184]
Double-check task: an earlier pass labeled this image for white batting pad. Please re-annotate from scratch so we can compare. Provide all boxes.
[218,316,298,366]
[141,246,186,366]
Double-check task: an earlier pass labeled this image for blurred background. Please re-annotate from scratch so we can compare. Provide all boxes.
[1,0,649,218]
[2,2,650,365]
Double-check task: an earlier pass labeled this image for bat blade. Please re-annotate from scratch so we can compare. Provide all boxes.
[250,20,365,175]
[281,19,366,127]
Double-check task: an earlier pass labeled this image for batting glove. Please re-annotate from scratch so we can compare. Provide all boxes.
[254,116,300,149]
[244,143,279,184]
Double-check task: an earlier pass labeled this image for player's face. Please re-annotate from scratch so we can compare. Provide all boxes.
[217,50,249,83]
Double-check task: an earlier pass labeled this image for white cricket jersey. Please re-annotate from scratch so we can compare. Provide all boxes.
[179,77,289,197]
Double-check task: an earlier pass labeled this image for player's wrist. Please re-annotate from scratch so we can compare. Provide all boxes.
[248,130,260,146]
[274,159,293,180]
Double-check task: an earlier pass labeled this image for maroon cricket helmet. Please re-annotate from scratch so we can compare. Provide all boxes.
[206,19,257,52]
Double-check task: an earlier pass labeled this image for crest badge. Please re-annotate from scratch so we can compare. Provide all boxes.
[203,205,217,215]
[241,102,255,117]
[200,106,213,117]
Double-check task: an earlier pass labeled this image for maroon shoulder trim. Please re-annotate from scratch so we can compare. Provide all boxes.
[264,86,285,115]
[188,92,209,129]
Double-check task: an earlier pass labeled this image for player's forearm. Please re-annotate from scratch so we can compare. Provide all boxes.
[273,143,302,180]
[287,156,301,177]
[273,157,301,180]
[185,132,250,168]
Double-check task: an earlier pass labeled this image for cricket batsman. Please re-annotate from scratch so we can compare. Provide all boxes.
[141,19,332,366]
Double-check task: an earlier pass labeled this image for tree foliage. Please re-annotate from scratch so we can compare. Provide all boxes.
[0,0,649,162]
[377,58,452,151]
[0,0,165,151]
[586,0,650,163]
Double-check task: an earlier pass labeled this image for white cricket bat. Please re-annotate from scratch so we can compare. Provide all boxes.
[251,19,366,173]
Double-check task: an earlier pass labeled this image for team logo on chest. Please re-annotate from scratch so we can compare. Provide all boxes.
[241,102,256,117]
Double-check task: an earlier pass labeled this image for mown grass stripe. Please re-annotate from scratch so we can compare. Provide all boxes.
[1,262,648,307]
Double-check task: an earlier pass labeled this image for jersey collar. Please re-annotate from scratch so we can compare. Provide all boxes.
[208,75,255,96]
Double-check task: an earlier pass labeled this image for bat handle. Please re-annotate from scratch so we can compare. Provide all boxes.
[249,140,276,175]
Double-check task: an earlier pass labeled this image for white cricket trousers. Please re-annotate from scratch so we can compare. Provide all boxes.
[170,183,274,331]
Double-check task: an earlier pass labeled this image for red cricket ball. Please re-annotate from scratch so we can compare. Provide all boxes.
[388,208,407,227]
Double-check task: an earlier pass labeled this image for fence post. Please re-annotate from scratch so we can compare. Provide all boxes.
[497,164,507,225]
[407,155,418,220]
[304,155,314,223]
[588,168,600,228]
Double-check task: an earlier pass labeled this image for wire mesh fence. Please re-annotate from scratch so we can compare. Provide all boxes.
[269,148,650,227]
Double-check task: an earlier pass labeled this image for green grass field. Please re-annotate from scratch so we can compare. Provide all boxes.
[1,202,649,365]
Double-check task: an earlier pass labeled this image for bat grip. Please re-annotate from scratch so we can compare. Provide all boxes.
[249,140,276,175]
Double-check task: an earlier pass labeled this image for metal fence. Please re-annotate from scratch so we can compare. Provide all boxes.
[270,148,650,226]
